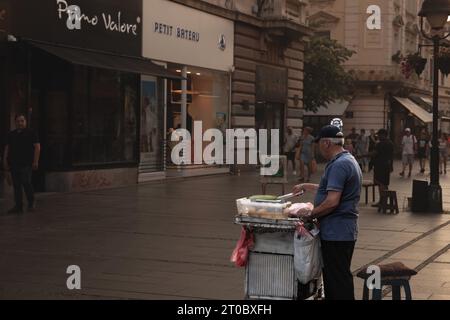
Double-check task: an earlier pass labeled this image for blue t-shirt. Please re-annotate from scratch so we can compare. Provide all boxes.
[314,151,362,241]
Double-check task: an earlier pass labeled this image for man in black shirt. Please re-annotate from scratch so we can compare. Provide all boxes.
[3,114,40,213]
[371,129,394,207]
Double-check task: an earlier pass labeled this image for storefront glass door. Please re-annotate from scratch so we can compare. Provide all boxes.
[166,64,230,168]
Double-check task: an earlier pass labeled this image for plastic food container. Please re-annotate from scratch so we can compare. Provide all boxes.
[236,198,292,218]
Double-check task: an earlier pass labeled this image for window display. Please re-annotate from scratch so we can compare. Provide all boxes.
[140,76,164,172]
[72,67,139,166]
[166,64,229,165]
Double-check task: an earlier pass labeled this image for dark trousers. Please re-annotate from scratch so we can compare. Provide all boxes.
[321,240,356,300]
[10,166,34,210]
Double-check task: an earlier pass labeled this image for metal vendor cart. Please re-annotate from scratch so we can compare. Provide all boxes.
[235,215,323,300]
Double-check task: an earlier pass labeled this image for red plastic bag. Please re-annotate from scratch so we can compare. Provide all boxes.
[230,227,254,267]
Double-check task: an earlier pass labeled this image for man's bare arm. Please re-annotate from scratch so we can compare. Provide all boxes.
[310,191,342,220]
[293,183,319,194]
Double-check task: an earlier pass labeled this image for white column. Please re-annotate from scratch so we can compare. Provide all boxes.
[164,77,168,172]
[181,66,187,129]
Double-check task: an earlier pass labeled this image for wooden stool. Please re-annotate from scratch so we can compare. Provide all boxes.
[357,262,417,300]
[260,156,288,196]
[362,180,376,205]
[378,190,399,214]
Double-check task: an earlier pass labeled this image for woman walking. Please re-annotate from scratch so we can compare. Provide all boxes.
[417,129,430,174]
[297,127,315,182]
[439,132,449,175]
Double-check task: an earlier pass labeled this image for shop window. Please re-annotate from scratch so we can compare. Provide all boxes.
[40,53,70,170]
[140,76,165,173]
[166,64,230,165]
[9,43,29,128]
[72,66,138,166]
[7,44,139,171]
[170,76,193,104]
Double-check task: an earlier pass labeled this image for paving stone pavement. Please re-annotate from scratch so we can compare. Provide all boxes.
[0,161,449,300]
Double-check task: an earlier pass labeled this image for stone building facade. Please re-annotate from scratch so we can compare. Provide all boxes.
[307,0,450,151]
[175,0,311,137]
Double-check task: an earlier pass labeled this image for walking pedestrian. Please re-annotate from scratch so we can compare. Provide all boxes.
[2,114,40,214]
[283,127,299,175]
[346,128,359,150]
[439,132,449,175]
[344,139,354,155]
[368,129,378,172]
[293,125,362,300]
[399,128,417,178]
[417,128,430,174]
[297,127,315,182]
[356,129,369,172]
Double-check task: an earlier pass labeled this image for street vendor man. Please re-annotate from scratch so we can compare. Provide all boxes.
[293,125,362,300]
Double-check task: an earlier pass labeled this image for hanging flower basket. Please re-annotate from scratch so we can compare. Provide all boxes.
[400,60,413,79]
[400,53,427,78]
[407,52,427,76]
[438,56,450,76]
[414,58,427,76]
[439,47,450,76]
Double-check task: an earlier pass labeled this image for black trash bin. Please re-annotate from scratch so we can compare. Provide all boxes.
[412,180,429,212]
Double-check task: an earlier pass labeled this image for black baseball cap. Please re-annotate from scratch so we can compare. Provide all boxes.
[314,125,344,143]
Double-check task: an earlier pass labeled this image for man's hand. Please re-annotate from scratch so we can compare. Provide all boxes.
[293,184,304,195]
[298,207,313,219]
[32,162,39,171]
[302,211,314,222]
[293,183,319,194]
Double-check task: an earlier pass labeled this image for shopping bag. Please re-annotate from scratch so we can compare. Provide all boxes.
[293,226,322,284]
[230,227,254,267]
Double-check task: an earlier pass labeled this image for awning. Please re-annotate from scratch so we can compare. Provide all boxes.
[304,100,350,116]
[409,95,432,112]
[29,41,183,80]
[393,96,433,124]
[420,97,433,106]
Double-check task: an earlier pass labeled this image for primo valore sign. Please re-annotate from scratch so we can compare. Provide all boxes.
[9,0,143,56]
[56,0,141,36]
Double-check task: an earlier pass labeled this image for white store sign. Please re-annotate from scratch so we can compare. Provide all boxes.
[142,0,234,72]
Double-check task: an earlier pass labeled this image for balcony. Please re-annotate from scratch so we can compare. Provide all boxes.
[257,0,308,25]
[345,65,432,93]
[256,0,310,43]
